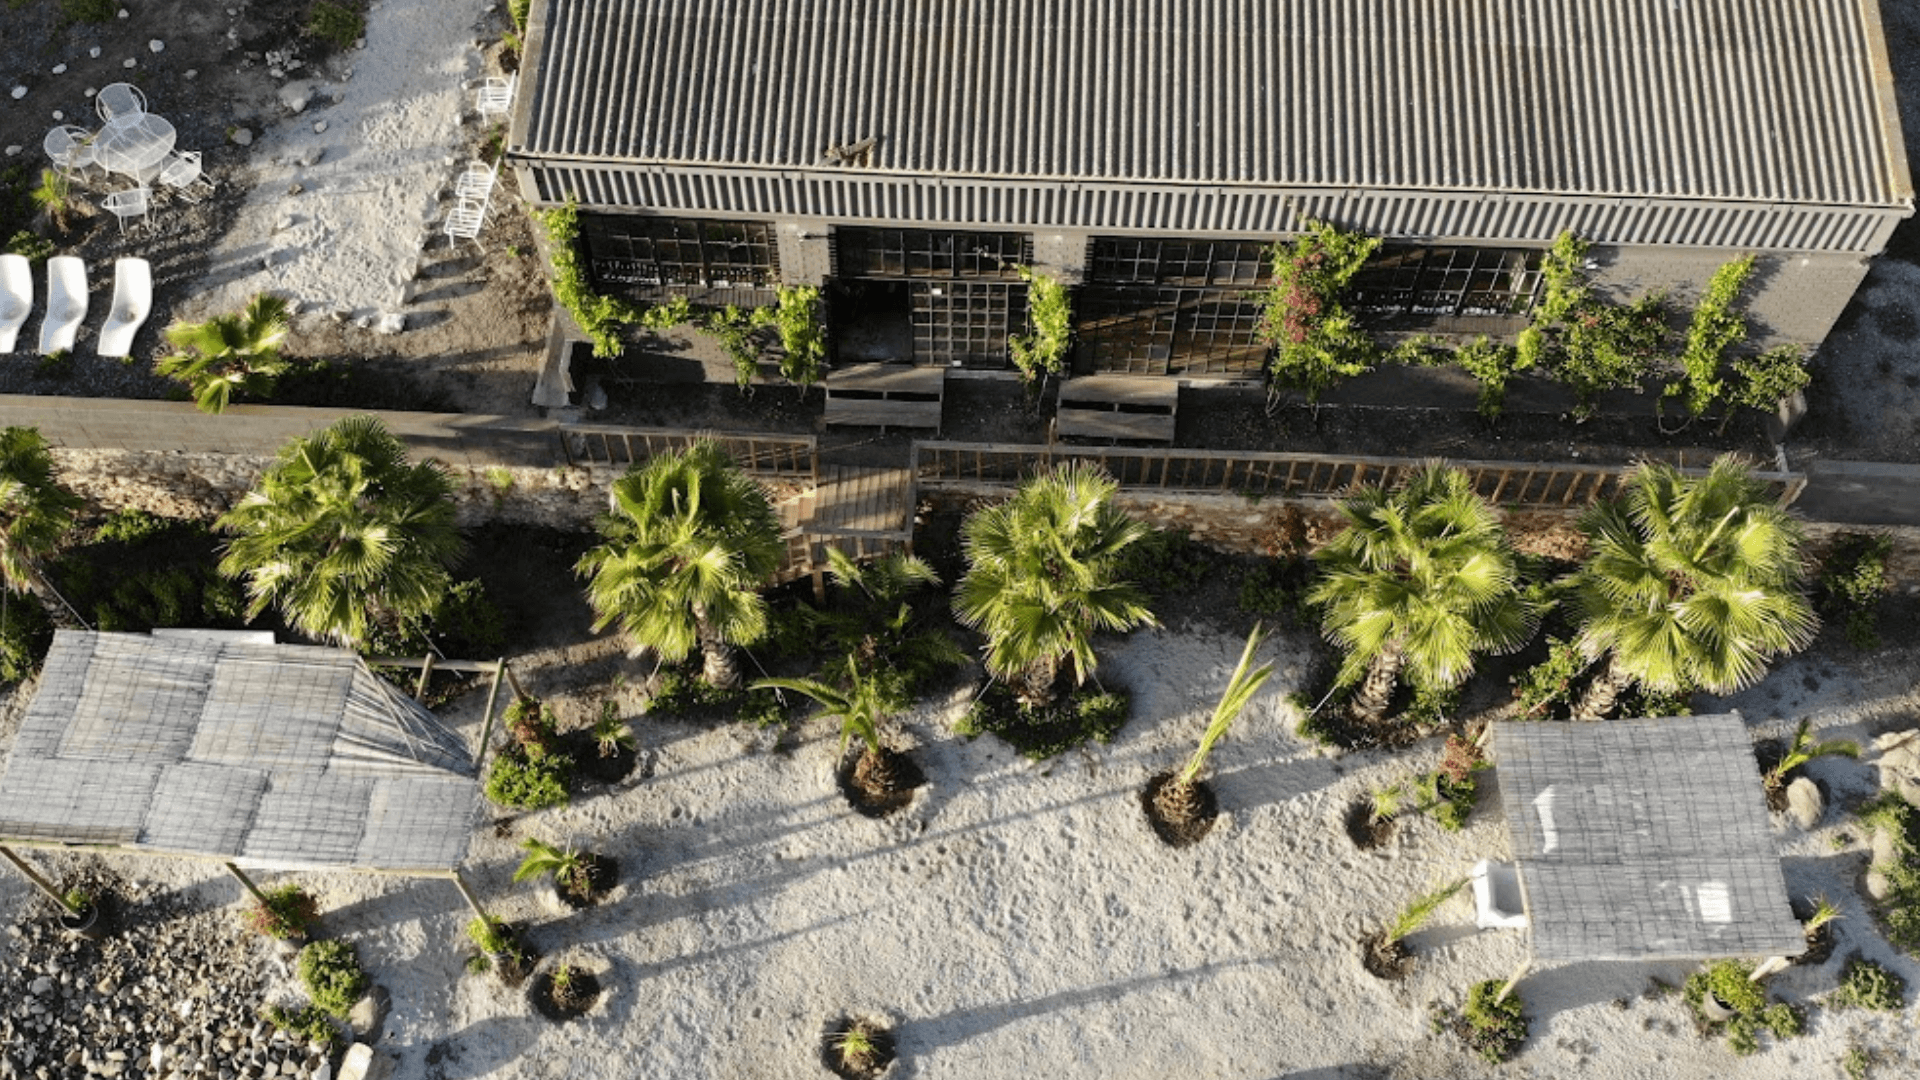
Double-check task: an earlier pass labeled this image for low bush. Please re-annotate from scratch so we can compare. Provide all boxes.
[59,0,115,23]
[261,1003,339,1051]
[244,884,319,940]
[1114,527,1212,597]
[1859,793,1920,955]
[502,696,558,749]
[307,1,365,49]
[1457,979,1528,1064]
[484,744,572,810]
[52,511,247,634]
[0,589,52,686]
[648,666,795,728]
[1830,956,1906,1012]
[1816,533,1892,650]
[1235,558,1313,626]
[1512,637,1588,720]
[955,684,1129,760]
[1683,959,1801,1056]
[296,940,369,1018]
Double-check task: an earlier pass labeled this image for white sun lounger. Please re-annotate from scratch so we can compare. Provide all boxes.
[0,254,31,353]
[95,258,152,358]
[39,256,88,355]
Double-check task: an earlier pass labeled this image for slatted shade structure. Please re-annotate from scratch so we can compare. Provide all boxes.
[0,631,479,873]
[1491,712,1805,962]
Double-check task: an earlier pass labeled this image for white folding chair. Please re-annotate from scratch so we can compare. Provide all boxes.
[95,258,152,358]
[453,160,497,202]
[95,82,148,123]
[43,125,97,176]
[444,197,487,249]
[102,186,153,235]
[475,75,515,119]
[0,254,31,353]
[39,257,87,355]
[157,150,211,201]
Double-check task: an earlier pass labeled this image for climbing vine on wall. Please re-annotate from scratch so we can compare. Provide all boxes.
[1008,267,1071,385]
[1256,219,1381,405]
[768,285,828,388]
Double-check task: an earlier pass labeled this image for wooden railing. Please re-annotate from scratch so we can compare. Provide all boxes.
[558,425,816,480]
[912,442,1807,509]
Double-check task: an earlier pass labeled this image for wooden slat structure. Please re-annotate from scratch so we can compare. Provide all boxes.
[1054,376,1180,443]
[912,441,1807,510]
[558,424,816,479]
[774,466,917,588]
[824,364,946,432]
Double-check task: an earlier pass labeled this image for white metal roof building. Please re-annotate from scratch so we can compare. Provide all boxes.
[510,0,1913,375]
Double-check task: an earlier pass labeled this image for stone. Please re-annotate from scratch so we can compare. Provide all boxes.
[586,382,609,410]
[231,128,254,147]
[1786,777,1824,830]
[278,82,312,113]
[186,70,198,79]
[332,1047,383,1080]
[311,121,328,135]
[123,59,137,69]
[51,110,63,121]
[296,145,324,167]
[9,87,25,100]
[149,40,165,54]
[29,977,51,995]
[1,146,16,156]
[117,7,128,16]
[1873,825,1899,868]
[371,313,407,335]
[346,987,389,1044]
[52,64,66,74]
[90,47,102,58]
[99,1065,122,1078]
[1867,870,1892,900]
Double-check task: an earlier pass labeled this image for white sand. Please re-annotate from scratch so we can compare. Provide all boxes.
[185,0,492,322]
[3,625,1915,1079]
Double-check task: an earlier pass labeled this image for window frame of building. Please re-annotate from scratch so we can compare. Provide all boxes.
[580,216,781,295]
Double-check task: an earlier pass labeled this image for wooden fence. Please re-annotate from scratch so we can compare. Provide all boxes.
[558,425,816,480]
[912,442,1807,509]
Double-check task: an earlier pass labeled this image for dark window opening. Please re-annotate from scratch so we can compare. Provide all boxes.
[580,217,779,296]
[1347,245,1544,319]
[1088,238,1271,288]
[1076,286,1266,377]
[835,228,1030,279]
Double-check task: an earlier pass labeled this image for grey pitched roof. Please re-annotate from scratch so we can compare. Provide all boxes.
[521,0,1911,209]
[0,632,479,872]
[1491,713,1806,962]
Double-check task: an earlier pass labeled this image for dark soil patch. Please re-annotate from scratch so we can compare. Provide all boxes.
[1789,897,1839,966]
[1139,770,1219,848]
[553,854,618,910]
[1345,798,1398,851]
[835,748,923,819]
[561,731,638,786]
[1359,931,1413,981]
[478,922,537,988]
[528,968,601,1022]
[819,1017,896,1080]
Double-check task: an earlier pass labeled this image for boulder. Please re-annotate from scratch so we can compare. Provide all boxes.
[1785,777,1824,831]
[1867,870,1892,901]
[346,987,388,1044]
[333,1046,388,1080]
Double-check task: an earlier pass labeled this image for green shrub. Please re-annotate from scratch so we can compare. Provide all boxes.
[1258,220,1381,403]
[1683,959,1801,1055]
[1114,527,1212,596]
[1458,979,1528,1064]
[52,512,245,635]
[1816,533,1892,650]
[955,684,1129,760]
[466,915,515,955]
[262,1003,339,1051]
[5,230,55,263]
[307,1,364,49]
[1831,956,1906,1012]
[244,884,320,940]
[1512,637,1588,720]
[0,589,52,686]
[58,0,115,23]
[296,940,369,1018]
[483,744,572,810]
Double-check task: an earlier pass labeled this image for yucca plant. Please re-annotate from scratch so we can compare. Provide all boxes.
[1765,719,1860,792]
[513,837,596,903]
[1153,623,1274,827]
[1803,896,1842,935]
[591,700,635,758]
[30,169,73,231]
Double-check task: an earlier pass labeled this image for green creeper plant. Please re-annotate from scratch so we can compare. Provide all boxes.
[1569,456,1815,720]
[1154,624,1275,826]
[295,940,369,1018]
[954,461,1158,704]
[1309,463,1539,725]
[1524,232,1671,419]
[534,198,650,358]
[1452,335,1525,420]
[0,426,84,627]
[768,285,827,387]
[701,305,764,391]
[1008,266,1071,385]
[577,440,782,689]
[1672,255,1756,418]
[1728,345,1811,420]
[157,294,293,414]
[1257,219,1381,406]
[217,415,464,648]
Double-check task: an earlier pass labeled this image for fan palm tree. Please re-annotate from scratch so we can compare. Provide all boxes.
[752,656,899,796]
[0,427,83,626]
[1155,623,1276,827]
[1309,463,1538,725]
[1569,456,1815,720]
[577,440,782,689]
[157,294,293,414]
[217,415,464,647]
[954,461,1158,704]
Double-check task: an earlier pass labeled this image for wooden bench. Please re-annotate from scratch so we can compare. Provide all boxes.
[1054,375,1179,444]
[824,363,945,433]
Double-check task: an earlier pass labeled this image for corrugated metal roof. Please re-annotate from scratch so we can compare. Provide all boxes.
[521,0,1911,209]
[1491,712,1806,962]
[0,632,479,872]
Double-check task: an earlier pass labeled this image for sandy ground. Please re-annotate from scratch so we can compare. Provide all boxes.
[2,619,1915,1080]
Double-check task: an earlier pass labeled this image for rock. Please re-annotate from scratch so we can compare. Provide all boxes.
[1786,777,1824,830]
[28,977,51,995]
[149,40,165,53]
[371,313,407,335]
[1,146,15,156]
[1873,825,1899,868]
[346,987,388,1044]
[90,47,101,58]
[117,7,128,16]
[123,59,137,69]
[332,1047,385,1080]
[9,87,25,100]
[586,382,609,410]
[296,145,324,167]
[52,64,66,74]
[278,82,312,113]
[311,121,328,135]
[51,110,63,121]
[1867,870,1892,900]
[186,69,198,79]
[231,128,254,147]
[99,1065,122,1079]
[96,977,119,997]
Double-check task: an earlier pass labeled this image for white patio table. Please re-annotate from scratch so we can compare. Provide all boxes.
[92,111,176,182]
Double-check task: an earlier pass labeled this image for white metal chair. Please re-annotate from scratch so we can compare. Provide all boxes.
[157,150,210,200]
[38,257,87,355]
[95,82,148,123]
[43,125,97,175]
[0,254,31,353]
[444,197,487,249]
[94,258,152,358]
[453,160,498,203]
[475,75,515,119]
[102,186,153,235]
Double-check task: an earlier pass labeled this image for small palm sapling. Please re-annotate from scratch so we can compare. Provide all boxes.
[754,657,900,797]
[591,700,635,758]
[1153,623,1275,826]
[1766,719,1859,792]
[514,837,596,903]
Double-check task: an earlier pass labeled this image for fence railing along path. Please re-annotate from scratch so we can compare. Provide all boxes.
[912,441,1808,509]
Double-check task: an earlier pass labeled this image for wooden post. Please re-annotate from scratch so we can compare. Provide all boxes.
[1749,955,1792,981]
[448,868,490,922]
[473,659,507,771]
[1495,956,1532,1004]
[413,653,437,702]
[503,663,530,702]
[223,862,270,905]
[1,844,78,914]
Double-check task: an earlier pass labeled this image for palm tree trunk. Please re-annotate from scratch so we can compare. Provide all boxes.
[1014,652,1061,707]
[1154,776,1202,827]
[1571,655,1631,721]
[1349,644,1405,724]
[19,559,80,630]
[696,613,741,689]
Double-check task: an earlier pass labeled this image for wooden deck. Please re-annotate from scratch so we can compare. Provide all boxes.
[1054,375,1179,443]
[824,364,945,432]
[775,466,917,587]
